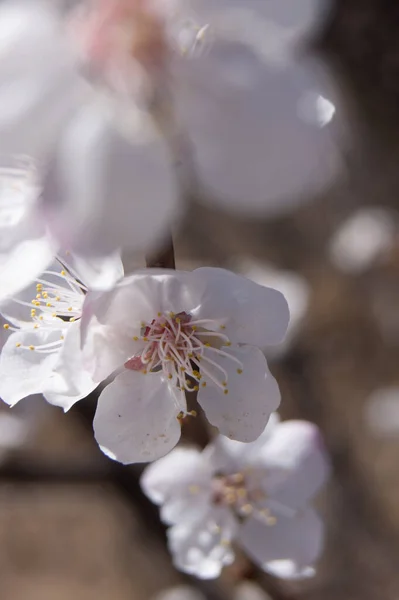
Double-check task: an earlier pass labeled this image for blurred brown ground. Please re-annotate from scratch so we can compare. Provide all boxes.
[3,1,399,599]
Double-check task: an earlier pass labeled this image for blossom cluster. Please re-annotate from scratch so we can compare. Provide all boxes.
[0,0,332,585]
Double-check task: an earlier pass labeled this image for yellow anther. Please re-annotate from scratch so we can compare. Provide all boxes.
[236,368,243,374]
[33,324,39,329]
[143,336,149,342]
[55,296,60,301]
[67,307,72,312]
[192,370,200,378]
[15,342,21,348]
[169,312,175,318]
[205,342,211,347]
[39,316,43,321]
[168,374,173,380]
[46,302,53,307]
[189,410,197,417]
[60,335,64,340]
[42,292,48,299]
[30,309,36,316]
[225,342,232,347]
[31,299,37,305]
[224,389,229,395]
[180,366,186,372]
[176,411,184,420]
[220,325,226,330]
[34,301,40,306]
[188,352,194,358]
[189,485,200,495]
[201,382,207,387]
[3,324,9,330]
[52,313,57,317]
[175,317,181,323]
[69,317,76,322]
[193,385,199,392]
[36,293,42,299]
[141,369,147,374]
[192,325,197,331]
[36,284,42,290]
[28,345,35,351]
[222,381,227,387]
[60,270,66,276]
[241,504,253,515]
[133,336,139,341]
[157,312,162,317]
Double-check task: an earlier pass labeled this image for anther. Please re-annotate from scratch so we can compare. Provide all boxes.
[60,270,66,276]
[224,389,229,395]
[3,324,9,330]
[15,342,21,348]
[236,368,243,374]
[28,345,35,351]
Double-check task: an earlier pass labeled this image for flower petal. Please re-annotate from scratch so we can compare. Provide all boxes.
[93,370,182,464]
[141,446,213,524]
[190,267,290,347]
[0,236,55,302]
[63,251,124,291]
[168,506,237,579]
[42,104,179,256]
[257,420,330,509]
[198,345,280,442]
[174,45,340,216]
[238,508,324,579]
[0,328,60,405]
[0,1,88,158]
[43,321,99,411]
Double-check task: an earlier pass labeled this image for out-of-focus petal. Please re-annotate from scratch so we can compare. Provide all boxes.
[42,105,179,256]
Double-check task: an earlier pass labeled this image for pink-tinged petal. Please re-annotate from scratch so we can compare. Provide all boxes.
[0,236,56,301]
[93,370,182,464]
[257,420,330,509]
[141,447,213,524]
[0,329,60,405]
[198,345,280,442]
[43,321,99,411]
[174,45,341,216]
[238,508,324,579]
[0,1,88,158]
[168,506,237,579]
[42,104,179,257]
[189,267,290,347]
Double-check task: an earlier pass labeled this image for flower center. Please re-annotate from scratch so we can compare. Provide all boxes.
[211,472,276,525]
[3,258,86,354]
[124,311,243,394]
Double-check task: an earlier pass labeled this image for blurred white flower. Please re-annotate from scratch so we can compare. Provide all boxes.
[80,267,289,464]
[142,414,330,580]
[0,412,30,463]
[0,252,123,410]
[234,258,310,353]
[0,0,341,262]
[329,208,397,274]
[0,157,56,301]
[365,387,399,438]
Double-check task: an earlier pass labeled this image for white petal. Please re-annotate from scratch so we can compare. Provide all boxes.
[190,267,290,347]
[174,47,341,216]
[168,506,237,579]
[0,236,55,301]
[258,420,330,509]
[141,446,213,524]
[42,104,179,256]
[0,1,88,158]
[207,412,281,472]
[93,370,182,464]
[0,328,59,405]
[238,508,324,579]
[198,345,280,442]
[43,321,99,411]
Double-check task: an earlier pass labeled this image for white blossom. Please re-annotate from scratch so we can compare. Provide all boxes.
[0,0,341,262]
[0,252,123,410]
[80,267,289,464]
[142,414,330,580]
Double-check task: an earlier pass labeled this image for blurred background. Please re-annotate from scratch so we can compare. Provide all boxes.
[3,1,399,598]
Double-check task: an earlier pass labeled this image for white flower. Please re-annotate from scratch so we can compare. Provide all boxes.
[0,252,123,410]
[329,208,397,274]
[80,267,289,464]
[0,0,179,257]
[141,414,330,580]
[0,156,56,301]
